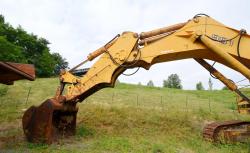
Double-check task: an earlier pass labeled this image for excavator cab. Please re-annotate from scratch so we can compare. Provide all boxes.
[238,101,250,114]
[237,91,250,114]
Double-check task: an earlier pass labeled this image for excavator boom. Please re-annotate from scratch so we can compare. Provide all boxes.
[23,14,250,144]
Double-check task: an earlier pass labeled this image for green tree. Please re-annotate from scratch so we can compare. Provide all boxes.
[0,36,26,62]
[196,81,204,90]
[52,53,68,75]
[0,14,68,77]
[163,74,182,89]
[147,80,154,87]
[36,50,56,77]
[0,15,4,23]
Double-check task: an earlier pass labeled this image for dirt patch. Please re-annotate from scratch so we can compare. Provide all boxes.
[0,135,23,149]
[0,120,21,132]
[0,140,3,149]
[0,120,24,149]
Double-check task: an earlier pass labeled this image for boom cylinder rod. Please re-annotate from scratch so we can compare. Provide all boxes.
[139,22,187,39]
[200,35,250,80]
[69,34,120,72]
[139,31,176,46]
[69,59,88,72]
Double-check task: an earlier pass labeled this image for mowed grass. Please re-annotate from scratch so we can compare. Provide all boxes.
[0,78,250,153]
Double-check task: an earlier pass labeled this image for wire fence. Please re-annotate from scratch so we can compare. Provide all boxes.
[0,85,246,123]
[81,90,241,117]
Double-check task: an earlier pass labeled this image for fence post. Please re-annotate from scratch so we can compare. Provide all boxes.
[198,97,201,110]
[165,96,167,110]
[112,92,115,104]
[233,97,240,119]
[16,99,18,108]
[209,97,211,112]
[25,87,31,106]
[161,96,163,110]
[232,99,235,111]
[136,94,139,106]
[185,95,188,113]
[186,95,188,109]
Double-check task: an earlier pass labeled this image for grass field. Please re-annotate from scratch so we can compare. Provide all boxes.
[0,78,250,153]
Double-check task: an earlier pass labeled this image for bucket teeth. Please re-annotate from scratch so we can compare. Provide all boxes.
[22,98,78,144]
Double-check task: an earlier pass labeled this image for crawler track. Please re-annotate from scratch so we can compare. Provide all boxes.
[203,120,250,143]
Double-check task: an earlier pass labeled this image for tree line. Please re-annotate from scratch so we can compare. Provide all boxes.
[144,74,227,90]
[0,15,68,77]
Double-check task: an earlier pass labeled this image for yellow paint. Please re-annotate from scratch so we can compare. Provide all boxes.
[58,16,250,109]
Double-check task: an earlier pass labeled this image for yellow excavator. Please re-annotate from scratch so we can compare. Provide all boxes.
[22,14,250,144]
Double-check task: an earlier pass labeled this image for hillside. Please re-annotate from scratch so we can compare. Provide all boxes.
[0,78,249,153]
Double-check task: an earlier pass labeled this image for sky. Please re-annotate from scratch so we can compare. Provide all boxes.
[0,0,250,89]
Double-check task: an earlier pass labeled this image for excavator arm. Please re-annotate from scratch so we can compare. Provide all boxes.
[22,14,250,144]
[59,15,250,103]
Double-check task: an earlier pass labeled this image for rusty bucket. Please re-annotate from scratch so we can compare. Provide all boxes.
[22,97,78,144]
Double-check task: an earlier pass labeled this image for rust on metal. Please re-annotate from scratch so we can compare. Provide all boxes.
[203,120,250,143]
[22,96,78,144]
[0,61,35,85]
